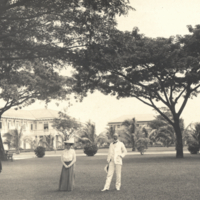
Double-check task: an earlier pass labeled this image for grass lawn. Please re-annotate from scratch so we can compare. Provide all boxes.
[0,152,200,200]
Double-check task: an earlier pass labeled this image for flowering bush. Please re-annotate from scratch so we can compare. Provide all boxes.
[34,146,46,158]
[84,143,98,156]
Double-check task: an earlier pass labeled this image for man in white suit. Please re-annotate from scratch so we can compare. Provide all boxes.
[101,133,127,191]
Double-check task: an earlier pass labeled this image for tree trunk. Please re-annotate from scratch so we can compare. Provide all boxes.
[0,132,6,161]
[174,120,184,158]
[131,134,136,151]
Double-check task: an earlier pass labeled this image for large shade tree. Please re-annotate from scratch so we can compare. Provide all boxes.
[0,0,133,159]
[149,108,184,147]
[70,25,200,158]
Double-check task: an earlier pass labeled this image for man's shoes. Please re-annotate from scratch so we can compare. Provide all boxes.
[116,188,120,191]
[101,188,108,192]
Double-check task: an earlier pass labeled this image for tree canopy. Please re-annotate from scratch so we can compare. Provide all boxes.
[70,25,200,158]
[0,0,133,160]
[0,0,133,115]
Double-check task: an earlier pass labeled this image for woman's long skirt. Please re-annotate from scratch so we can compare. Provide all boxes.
[59,161,75,191]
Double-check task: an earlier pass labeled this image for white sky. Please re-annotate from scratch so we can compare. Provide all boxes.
[20,0,200,133]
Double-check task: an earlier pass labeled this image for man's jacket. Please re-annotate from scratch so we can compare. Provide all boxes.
[107,141,127,165]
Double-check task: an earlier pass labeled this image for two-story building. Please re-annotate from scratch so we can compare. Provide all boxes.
[108,114,154,130]
[0,109,61,150]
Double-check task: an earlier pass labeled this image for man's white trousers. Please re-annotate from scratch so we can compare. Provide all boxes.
[103,160,122,190]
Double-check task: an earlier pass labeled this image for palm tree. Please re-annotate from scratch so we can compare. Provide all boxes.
[23,136,38,150]
[3,126,24,154]
[77,121,107,147]
[23,133,55,150]
[119,118,149,152]
[149,125,175,147]
[120,118,136,151]
[38,134,55,150]
[103,126,116,146]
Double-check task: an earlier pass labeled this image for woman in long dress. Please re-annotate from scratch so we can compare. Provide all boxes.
[59,138,76,191]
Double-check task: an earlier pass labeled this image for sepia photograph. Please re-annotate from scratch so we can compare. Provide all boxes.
[0,0,200,199]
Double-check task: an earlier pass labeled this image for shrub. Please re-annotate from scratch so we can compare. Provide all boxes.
[188,143,199,154]
[84,143,98,156]
[136,138,149,155]
[186,137,199,154]
[34,146,46,158]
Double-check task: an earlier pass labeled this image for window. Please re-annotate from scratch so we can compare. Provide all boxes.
[35,123,37,130]
[31,124,33,130]
[44,122,48,131]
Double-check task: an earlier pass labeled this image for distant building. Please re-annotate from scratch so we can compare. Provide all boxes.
[108,114,155,130]
[0,109,61,150]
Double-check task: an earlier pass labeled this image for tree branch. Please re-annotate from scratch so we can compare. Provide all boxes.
[177,88,191,117]
[191,83,200,92]
[174,88,187,104]
[149,98,174,126]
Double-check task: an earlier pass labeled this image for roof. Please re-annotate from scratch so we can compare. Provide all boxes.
[2,109,59,120]
[108,114,155,124]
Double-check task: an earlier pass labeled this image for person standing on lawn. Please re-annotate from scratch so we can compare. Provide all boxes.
[59,137,76,191]
[101,133,127,191]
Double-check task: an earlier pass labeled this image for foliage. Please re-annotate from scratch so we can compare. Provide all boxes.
[77,121,107,147]
[119,118,149,153]
[0,0,133,115]
[69,26,200,158]
[52,110,81,148]
[3,127,23,154]
[187,144,199,154]
[149,108,185,147]
[83,143,98,156]
[23,136,38,150]
[184,123,200,154]
[0,0,133,159]
[24,133,56,150]
[120,118,136,151]
[149,127,174,147]
[38,134,55,150]
[103,126,116,146]
[136,138,149,155]
[34,146,45,158]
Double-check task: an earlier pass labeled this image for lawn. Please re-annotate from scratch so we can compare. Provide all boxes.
[0,151,200,200]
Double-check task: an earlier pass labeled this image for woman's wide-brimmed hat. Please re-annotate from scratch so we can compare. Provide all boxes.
[64,137,74,144]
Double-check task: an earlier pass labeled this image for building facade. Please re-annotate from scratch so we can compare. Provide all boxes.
[0,109,61,150]
[108,114,154,130]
